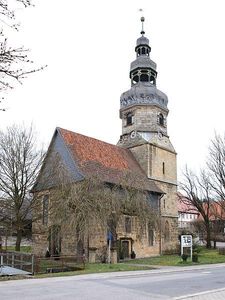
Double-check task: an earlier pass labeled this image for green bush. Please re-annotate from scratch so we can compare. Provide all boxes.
[181,254,188,262]
[192,243,202,253]
[131,251,136,259]
[192,252,198,262]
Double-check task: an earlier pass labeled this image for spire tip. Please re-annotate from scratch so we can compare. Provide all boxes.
[139,9,145,35]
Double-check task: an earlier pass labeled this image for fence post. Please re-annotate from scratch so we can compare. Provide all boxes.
[20,254,23,270]
[0,255,3,274]
[34,256,40,274]
[12,253,14,268]
[31,255,34,275]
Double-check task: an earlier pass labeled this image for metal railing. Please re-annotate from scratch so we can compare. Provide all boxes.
[0,251,34,274]
[34,255,85,274]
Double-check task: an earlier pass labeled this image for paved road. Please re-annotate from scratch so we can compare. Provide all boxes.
[1,264,225,299]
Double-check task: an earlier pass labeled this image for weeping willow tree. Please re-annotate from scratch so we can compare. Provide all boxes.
[44,155,159,254]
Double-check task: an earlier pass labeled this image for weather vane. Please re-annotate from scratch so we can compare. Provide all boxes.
[139,8,145,35]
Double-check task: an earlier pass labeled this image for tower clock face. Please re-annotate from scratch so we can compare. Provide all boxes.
[130,131,137,139]
[158,131,163,139]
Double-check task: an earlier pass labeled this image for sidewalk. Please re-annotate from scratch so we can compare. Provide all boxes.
[174,287,225,299]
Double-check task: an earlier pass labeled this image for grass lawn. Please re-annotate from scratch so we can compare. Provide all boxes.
[2,246,32,253]
[35,247,225,278]
[2,246,225,280]
[124,247,225,266]
[35,263,154,278]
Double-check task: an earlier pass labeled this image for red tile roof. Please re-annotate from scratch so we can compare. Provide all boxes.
[58,127,162,193]
[199,201,225,221]
[177,200,199,215]
[177,193,199,214]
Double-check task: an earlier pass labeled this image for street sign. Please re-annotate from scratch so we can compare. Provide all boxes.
[181,235,192,247]
[181,235,193,260]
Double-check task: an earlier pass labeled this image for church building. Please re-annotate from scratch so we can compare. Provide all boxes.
[32,17,178,261]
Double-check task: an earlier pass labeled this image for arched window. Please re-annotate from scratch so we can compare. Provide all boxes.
[164,221,170,242]
[159,113,164,126]
[133,75,139,84]
[43,195,49,225]
[140,74,149,82]
[125,216,131,233]
[148,225,154,246]
[150,75,156,85]
[137,48,141,56]
[142,47,146,55]
[49,225,61,256]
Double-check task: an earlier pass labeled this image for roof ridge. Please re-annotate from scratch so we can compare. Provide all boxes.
[57,127,163,193]
[57,127,122,149]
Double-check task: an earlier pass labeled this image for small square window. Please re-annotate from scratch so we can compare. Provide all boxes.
[126,113,134,126]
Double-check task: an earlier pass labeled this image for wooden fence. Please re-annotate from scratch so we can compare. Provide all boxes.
[0,251,34,274]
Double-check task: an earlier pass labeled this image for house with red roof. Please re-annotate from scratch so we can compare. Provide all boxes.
[177,194,199,230]
[177,194,225,240]
[32,18,178,261]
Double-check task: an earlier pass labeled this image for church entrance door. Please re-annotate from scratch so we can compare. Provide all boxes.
[121,240,129,259]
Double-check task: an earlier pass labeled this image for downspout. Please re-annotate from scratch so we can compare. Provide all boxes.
[147,143,150,178]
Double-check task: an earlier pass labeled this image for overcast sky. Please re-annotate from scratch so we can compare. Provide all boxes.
[1,0,224,179]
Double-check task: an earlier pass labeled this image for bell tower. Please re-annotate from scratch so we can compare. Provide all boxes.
[118,17,178,251]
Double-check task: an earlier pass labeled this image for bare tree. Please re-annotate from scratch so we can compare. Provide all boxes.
[0,1,32,29]
[179,133,225,248]
[0,124,44,250]
[207,133,225,201]
[0,0,45,110]
[179,167,214,248]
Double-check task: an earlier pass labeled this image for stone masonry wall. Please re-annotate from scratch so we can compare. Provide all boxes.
[161,216,178,253]
[32,192,161,260]
[150,145,177,184]
[129,140,178,252]
[32,191,49,256]
[121,105,168,135]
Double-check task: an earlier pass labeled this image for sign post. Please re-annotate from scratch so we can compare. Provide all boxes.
[181,235,192,261]
[107,231,113,264]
